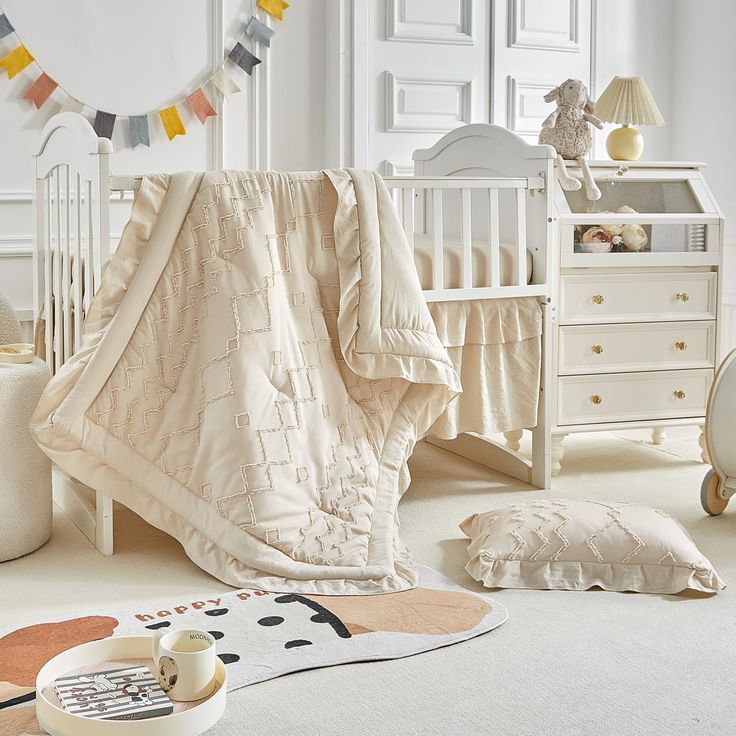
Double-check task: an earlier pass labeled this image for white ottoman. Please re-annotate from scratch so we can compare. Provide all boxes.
[0,357,52,561]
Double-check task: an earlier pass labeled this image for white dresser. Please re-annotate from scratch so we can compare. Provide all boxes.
[549,161,723,475]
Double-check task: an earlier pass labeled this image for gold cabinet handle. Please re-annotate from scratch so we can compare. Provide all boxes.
[675,341,687,351]
[590,394,602,405]
[591,345,603,354]
[676,292,690,302]
[592,294,604,305]
[674,390,686,400]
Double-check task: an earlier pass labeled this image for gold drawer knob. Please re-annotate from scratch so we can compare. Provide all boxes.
[592,295,604,305]
[676,292,690,302]
[590,394,602,405]
[675,341,687,351]
[674,390,686,400]
[591,345,603,354]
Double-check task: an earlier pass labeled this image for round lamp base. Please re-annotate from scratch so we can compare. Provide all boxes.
[606,125,644,161]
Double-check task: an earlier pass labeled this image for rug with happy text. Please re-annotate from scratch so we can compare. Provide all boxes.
[0,566,507,735]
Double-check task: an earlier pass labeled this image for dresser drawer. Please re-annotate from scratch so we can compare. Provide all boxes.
[558,321,716,375]
[559,272,717,324]
[557,369,712,426]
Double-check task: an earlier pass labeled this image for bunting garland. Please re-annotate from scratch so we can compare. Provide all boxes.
[0,2,287,147]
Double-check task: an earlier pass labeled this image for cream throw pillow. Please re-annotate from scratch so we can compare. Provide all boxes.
[460,499,725,594]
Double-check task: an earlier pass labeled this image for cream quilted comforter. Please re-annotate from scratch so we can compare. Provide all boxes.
[31,170,460,594]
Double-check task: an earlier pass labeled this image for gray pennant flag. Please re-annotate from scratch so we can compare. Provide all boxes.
[0,13,14,39]
[244,17,274,47]
[93,111,116,140]
[228,43,261,76]
[129,115,150,148]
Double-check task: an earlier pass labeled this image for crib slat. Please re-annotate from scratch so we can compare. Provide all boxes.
[516,188,527,286]
[53,168,63,374]
[85,180,93,312]
[74,171,83,352]
[63,165,72,363]
[44,178,53,372]
[461,188,472,289]
[401,188,414,251]
[431,189,443,290]
[489,188,501,289]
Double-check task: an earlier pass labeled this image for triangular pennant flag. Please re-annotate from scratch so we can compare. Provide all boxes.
[129,115,150,148]
[159,105,186,141]
[59,96,84,114]
[22,72,57,109]
[0,13,14,39]
[244,16,275,47]
[228,43,261,75]
[93,110,116,140]
[186,88,217,124]
[211,66,242,100]
[0,44,34,79]
[257,0,289,21]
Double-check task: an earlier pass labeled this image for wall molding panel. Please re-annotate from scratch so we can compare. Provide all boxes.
[509,0,580,53]
[385,71,473,133]
[507,75,560,135]
[386,0,473,45]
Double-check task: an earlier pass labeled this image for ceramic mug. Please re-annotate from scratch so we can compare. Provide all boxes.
[152,629,217,702]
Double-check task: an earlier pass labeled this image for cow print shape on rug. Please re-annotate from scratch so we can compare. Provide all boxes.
[141,596,355,663]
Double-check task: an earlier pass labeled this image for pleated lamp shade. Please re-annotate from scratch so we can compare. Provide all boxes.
[596,76,664,160]
[596,76,665,126]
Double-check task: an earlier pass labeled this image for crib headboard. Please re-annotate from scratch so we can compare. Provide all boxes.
[33,112,111,374]
[413,124,556,288]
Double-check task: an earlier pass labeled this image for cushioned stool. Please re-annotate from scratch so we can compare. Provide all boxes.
[0,358,52,561]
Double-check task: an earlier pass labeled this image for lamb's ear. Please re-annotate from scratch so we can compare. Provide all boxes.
[543,87,559,103]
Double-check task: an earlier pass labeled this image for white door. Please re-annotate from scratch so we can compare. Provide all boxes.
[355,0,491,173]
[492,0,595,143]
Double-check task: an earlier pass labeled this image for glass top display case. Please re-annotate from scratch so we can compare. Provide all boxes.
[553,162,721,266]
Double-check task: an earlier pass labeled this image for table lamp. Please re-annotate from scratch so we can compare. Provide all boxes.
[595,76,665,161]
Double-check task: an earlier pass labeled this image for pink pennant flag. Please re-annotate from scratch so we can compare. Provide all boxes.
[23,72,58,109]
[186,88,217,124]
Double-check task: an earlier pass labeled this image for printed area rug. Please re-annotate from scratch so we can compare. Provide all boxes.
[0,567,507,735]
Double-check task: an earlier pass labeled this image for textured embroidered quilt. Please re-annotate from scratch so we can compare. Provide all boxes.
[31,170,460,594]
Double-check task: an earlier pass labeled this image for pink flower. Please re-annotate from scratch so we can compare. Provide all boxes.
[580,227,612,253]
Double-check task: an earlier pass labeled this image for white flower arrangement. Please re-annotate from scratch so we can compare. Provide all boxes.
[575,205,650,253]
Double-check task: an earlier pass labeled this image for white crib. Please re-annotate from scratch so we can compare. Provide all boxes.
[33,113,555,555]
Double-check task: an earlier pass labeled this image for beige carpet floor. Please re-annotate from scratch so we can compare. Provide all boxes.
[2,429,735,735]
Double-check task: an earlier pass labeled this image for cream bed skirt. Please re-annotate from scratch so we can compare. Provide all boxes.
[427,297,542,439]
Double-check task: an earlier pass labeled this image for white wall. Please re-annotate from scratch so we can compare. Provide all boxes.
[0,0,327,321]
[1,0,733,328]
[593,0,673,160]
[671,0,736,228]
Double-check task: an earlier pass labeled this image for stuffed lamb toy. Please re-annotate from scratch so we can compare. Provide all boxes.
[539,78,603,201]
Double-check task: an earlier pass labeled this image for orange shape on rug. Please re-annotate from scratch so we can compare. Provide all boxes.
[0,615,118,687]
[307,588,491,636]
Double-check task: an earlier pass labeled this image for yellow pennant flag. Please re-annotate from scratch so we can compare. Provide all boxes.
[0,44,34,79]
[159,105,186,141]
[257,0,289,20]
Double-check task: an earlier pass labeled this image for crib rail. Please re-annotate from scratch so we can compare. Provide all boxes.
[383,175,547,302]
[33,113,111,376]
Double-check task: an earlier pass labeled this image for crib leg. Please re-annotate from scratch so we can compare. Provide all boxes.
[551,433,567,476]
[503,429,523,453]
[698,424,710,464]
[96,491,114,556]
[651,426,667,445]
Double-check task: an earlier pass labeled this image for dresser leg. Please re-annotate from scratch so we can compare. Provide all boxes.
[651,426,667,445]
[551,433,567,476]
[698,424,710,464]
[503,428,524,453]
